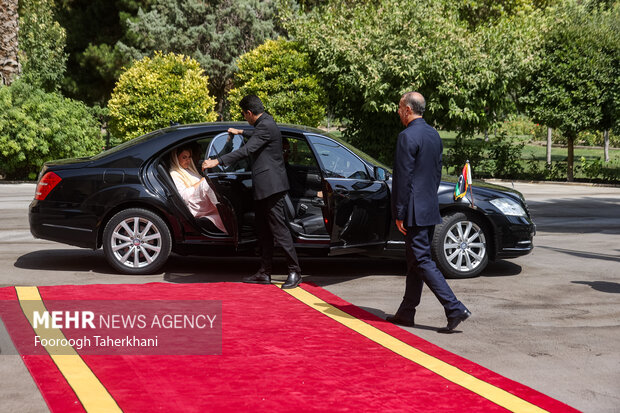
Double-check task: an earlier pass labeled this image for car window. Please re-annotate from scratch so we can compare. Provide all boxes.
[307,135,370,180]
[91,130,164,160]
[206,133,249,173]
[283,136,319,170]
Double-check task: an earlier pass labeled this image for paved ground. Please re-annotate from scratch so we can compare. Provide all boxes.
[0,181,619,412]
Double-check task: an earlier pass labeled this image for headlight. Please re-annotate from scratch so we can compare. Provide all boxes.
[490,197,527,216]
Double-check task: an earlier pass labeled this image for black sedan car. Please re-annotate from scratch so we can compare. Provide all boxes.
[29,123,535,278]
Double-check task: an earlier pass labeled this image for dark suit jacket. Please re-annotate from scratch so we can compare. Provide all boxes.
[217,113,289,200]
[391,118,443,227]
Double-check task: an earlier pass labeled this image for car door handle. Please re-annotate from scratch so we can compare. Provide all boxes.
[334,185,349,196]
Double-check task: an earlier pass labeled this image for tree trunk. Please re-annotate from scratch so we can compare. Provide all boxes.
[0,0,21,86]
[604,129,610,162]
[547,127,552,165]
[567,135,575,182]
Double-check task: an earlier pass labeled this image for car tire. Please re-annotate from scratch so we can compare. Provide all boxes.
[103,208,172,275]
[432,211,489,279]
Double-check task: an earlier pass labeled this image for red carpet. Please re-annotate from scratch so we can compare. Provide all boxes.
[0,283,578,412]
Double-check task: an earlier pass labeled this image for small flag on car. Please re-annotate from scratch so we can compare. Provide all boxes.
[454,161,474,206]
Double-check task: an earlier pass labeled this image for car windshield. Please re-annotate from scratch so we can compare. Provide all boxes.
[90,130,165,160]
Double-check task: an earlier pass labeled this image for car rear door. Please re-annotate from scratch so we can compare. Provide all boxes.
[305,134,391,253]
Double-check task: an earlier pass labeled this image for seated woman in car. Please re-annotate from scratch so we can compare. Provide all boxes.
[169,145,227,233]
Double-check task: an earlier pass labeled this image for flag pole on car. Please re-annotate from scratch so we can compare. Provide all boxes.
[453,160,474,208]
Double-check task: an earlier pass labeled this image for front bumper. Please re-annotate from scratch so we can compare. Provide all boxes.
[488,214,536,259]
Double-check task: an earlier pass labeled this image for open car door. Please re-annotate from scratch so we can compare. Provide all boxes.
[203,132,257,249]
[306,134,391,254]
[280,134,330,242]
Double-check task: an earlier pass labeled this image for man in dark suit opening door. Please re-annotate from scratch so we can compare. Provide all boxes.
[387,91,471,332]
[202,95,301,289]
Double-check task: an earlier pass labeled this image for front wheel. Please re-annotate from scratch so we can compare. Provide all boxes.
[432,212,489,279]
[103,208,171,275]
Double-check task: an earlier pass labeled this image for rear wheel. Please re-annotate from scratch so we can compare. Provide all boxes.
[432,211,489,279]
[103,208,171,275]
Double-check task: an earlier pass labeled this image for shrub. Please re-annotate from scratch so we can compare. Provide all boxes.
[445,133,523,179]
[498,114,546,141]
[445,135,487,176]
[226,39,326,127]
[576,130,619,147]
[108,52,217,141]
[0,80,103,180]
[487,134,525,178]
[579,156,603,180]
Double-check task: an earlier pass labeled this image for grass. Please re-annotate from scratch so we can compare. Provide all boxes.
[321,128,619,182]
[440,131,620,162]
[439,131,620,182]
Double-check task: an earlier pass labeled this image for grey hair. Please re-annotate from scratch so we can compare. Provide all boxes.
[401,91,426,115]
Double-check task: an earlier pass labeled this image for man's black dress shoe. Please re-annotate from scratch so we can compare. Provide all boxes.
[386,314,415,327]
[281,271,302,289]
[438,309,471,333]
[242,271,272,284]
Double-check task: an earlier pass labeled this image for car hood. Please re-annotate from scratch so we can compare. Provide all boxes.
[439,176,525,200]
[386,176,526,203]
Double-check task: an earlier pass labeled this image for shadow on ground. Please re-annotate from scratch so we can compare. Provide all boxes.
[13,249,522,287]
[572,281,620,294]
[14,249,116,274]
[538,246,620,263]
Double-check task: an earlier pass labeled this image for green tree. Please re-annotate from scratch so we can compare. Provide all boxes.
[521,1,619,181]
[18,0,67,92]
[287,0,543,164]
[455,0,556,29]
[55,0,152,105]
[0,0,21,85]
[116,0,282,115]
[598,3,620,136]
[227,39,326,127]
[0,80,103,180]
[108,52,217,141]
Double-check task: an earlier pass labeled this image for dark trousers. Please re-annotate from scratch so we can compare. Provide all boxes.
[397,225,467,319]
[255,191,301,274]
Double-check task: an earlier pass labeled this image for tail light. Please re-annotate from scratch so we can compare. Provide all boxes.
[35,172,62,200]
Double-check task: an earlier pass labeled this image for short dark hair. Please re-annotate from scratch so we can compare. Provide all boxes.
[402,91,426,116]
[239,95,265,115]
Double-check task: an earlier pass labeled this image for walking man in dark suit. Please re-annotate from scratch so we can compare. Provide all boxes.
[202,95,301,289]
[386,91,471,332]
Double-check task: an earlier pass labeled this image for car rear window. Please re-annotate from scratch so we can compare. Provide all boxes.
[91,130,165,160]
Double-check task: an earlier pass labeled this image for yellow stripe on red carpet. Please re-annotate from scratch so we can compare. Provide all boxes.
[0,283,578,412]
[15,286,121,413]
[282,285,546,413]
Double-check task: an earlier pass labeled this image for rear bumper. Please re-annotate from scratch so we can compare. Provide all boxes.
[29,200,98,249]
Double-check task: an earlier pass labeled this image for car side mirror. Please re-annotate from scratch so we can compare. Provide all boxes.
[374,166,389,181]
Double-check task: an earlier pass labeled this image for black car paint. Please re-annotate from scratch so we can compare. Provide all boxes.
[29,122,535,274]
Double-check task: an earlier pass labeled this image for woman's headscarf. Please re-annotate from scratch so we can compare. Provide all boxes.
[169,146,201,188]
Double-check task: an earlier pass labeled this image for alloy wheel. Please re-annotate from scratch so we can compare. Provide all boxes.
[109,216,163,269]
[442,220,487,273]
